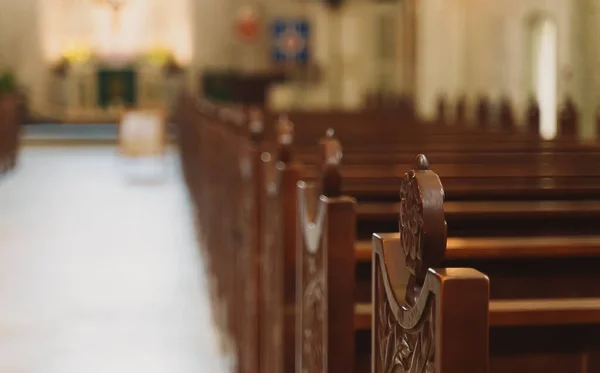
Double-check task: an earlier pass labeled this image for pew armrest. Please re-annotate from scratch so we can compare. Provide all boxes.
[427,268,490,373]
[490,297,600,326]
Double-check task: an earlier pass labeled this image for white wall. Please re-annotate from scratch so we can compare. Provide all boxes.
[0,0,196,115]
[415,0,600,137]
[0,0,596,126]
[577,0,600,139]
[416,0,466,119]
[0,0,407,114]
[268,1,404,110]
[0,0,46,115]
[0,0,390,113]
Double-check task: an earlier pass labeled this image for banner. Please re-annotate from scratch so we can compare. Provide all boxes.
[271,19,310,65]
[236,6,261,42]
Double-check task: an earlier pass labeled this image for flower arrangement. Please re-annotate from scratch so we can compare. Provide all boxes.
[63,43,93,64]
[146,47,184,75]
[146,46,173,67]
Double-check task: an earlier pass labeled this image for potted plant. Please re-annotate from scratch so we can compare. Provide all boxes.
[0,71,16,96]
[0,71,28,125]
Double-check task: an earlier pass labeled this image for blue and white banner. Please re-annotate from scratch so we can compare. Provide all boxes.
[271,19,310,64]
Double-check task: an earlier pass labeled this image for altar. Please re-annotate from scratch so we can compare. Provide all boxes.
[50,55,183,123]
[97,66,137,108]
[44,0,189,123]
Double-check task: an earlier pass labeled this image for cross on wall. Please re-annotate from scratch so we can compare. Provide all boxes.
[94,0,128,29]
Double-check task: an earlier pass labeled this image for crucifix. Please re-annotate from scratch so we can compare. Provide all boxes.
[94,0,127,30]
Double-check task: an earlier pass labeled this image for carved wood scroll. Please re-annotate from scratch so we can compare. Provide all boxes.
[373,154,490,373]
[320,129,343,197]
[297,181,326,373]
[374,154,446,373]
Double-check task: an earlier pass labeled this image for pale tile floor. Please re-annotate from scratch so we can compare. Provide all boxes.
[0,146,228,372]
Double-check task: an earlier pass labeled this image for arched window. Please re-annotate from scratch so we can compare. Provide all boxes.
[528,15,558,140]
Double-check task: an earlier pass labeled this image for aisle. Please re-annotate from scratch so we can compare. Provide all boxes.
[0,145,227,372]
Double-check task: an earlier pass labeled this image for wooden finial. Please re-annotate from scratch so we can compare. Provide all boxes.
[276,115,294,145]
[320,129,343,197]
[276,115,294,163]
[399,154,446,291]
[415,154,429,171]
[247,107,263,143]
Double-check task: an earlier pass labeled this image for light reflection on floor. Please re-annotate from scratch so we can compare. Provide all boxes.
[0,146,228,372]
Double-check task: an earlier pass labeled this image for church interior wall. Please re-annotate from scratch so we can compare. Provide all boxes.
[268,1,402,111]
[416,0,600,139]
[0,0,47,117]
[0,0,597,136]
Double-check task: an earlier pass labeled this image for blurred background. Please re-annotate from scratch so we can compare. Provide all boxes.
[1,0,598,139]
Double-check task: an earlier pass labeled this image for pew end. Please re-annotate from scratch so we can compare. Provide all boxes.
[372,233,490,373]
[296,143,357,373]
[371,154,489,373]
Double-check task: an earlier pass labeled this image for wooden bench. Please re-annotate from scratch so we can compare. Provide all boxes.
[175,94,599,373]
[259,95,581,146]
[177,96,265,373]
[287,145,600,371]
[372,158,489,373]
[281,124,600,372]
[372,157,600,372]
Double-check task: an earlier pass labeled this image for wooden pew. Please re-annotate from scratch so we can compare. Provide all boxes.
[295,131,357,373]
[175,94,600,373]
[373,157,600,372]
[372,156,489,373]
[176,95,264,373]
[290,144,600,372]
[262,123,596,369]
[259,116,302,373]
